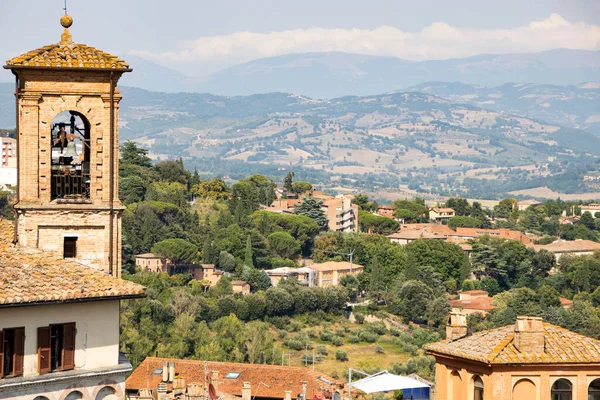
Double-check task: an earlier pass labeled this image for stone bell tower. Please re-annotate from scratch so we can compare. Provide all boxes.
[3,14,131,277]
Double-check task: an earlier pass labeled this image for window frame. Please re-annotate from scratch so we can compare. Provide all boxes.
[63,236,78,259]
[0,327,25,378]
[38,322,76,374]
[551,378,572,400]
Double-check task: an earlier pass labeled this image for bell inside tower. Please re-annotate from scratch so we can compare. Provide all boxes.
[50,111,91,200]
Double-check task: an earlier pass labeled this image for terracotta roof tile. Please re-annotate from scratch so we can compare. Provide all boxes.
[529,240,600,253]
[4,23,129,71]
[309,261,364,272]
[126,357,345,398]
[425,322,600,365]
[0,218,145,306]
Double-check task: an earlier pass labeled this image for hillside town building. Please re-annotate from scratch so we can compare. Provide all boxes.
[449,290,496,316]
[135,253,168,273]
[581,203,600,217]
[529,239,600,261]
[426,314,600,400]
[126,357,345,400]
[267,191,358,232]
[0,137,17,187]
[309,261,364,287]
[517,199,542,211]
[428,206,456,222]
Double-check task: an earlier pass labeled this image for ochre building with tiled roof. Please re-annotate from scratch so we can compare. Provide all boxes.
[425,313,600,400]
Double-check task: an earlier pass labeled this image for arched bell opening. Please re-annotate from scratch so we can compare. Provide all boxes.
[50,111,91,200]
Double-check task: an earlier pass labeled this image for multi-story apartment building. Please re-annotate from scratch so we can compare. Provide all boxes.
[0,137,17,186]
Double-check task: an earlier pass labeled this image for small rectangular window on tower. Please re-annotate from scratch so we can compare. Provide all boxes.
[63,237,77,258]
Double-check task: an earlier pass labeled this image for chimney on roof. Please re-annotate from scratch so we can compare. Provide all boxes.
[168,362,175,382]
[157,383,167,400]
[514,316,545,354]
[212,370,219,392]
[162,361,168,382]
[242,382,252,400]
[285,390,292,400]
[446,312,467,342]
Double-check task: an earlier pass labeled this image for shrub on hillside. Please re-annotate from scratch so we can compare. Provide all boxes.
[335,350,348,361]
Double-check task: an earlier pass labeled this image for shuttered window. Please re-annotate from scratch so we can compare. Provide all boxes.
[1,327,25,378]
[62,323,75,370]
[38,326,51,374]
[38,323,76,374]
[0,330,4,377]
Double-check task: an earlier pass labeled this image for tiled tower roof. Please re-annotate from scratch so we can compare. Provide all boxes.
[425,321,600,365]
[4,14,130,71]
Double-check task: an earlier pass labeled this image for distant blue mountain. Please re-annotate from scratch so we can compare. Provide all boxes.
[121,49,600,98]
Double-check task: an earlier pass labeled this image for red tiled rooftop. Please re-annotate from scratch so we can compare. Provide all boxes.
[0,218,145,306]
[126,357,345,398]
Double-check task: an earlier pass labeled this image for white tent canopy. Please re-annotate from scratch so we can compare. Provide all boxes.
[349,371,430,394]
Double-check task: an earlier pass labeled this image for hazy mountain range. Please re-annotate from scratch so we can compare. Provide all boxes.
[118,49,600,98]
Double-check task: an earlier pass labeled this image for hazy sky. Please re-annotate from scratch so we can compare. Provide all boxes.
[1,0,599,78]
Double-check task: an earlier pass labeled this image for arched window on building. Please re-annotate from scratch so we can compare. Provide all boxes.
[589,378,600,400]
[96,386,118,400]
[33,397,49,400]
[51,111,91,200]
[513,378,536,399]
[551,379,572,400]
[473,375,484,400]
[65,391,83,400]
[450,370,463,399]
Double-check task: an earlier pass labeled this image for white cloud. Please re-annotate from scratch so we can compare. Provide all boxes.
[131,13,600,69]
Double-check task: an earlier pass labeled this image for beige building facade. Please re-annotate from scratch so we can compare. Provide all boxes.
[426,314,600,400]
[309,261,364,287]
[134,253,168,273]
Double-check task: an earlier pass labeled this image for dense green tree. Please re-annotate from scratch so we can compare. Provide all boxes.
[218,251,236,272]
[369,255,386,295]
[0,190,14,220]
[265,287,294,316]
[146,181,188,208]
[283,171,294,192]
[268,231,301,259]
[392,199,428,223]
[405,239,468,281]
[120,140,152,168]
[580,211,595,230]
[358,210,400,234]
[244,236,254,268]
[389,280,434,323]
[291,181,312,195]
[448,216,484,229]
[155,159,190,185]
[151,238,199,264]
[120,175,146,204]
[246,268,272,292]
[191,178,229,200]
[444,198,471,216]
[294,197,328,231]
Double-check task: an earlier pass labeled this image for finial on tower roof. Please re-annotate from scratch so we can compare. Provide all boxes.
[60,14,73,43]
